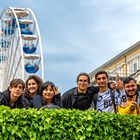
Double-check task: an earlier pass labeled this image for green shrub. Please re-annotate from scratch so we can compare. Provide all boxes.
[0,106,139,140]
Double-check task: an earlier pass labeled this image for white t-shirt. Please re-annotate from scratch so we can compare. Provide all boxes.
[97,89,126,113]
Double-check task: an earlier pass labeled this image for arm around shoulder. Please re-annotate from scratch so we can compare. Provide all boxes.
[62,87,76,108]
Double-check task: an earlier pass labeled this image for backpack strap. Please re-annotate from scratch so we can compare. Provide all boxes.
[137,90,140,107]
[110,90,117,113]
[92,92,98,110]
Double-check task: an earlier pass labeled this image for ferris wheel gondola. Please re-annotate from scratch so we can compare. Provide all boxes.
[0,6,44,91]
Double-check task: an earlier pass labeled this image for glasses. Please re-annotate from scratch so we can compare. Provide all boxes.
[78,80,88,83]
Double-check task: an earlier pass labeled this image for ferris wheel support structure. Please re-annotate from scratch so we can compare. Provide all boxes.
[0,6,44,91]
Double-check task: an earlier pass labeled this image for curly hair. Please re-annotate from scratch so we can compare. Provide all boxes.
[24,75,43,98]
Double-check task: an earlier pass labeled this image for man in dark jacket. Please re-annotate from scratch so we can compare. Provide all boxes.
[62,72,98,110]
[0,79,30,109]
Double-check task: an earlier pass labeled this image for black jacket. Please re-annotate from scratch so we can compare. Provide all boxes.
[32,93,62,109]
[25,96,33,107]
[0,90,30,109]
[24,91,41,108]
[62,86,99,110]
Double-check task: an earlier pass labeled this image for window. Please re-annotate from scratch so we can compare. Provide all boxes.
[133,63,137,73]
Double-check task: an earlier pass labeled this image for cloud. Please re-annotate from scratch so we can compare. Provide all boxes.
[1,0,140,92]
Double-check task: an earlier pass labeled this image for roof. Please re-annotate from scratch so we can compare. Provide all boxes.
[90,41,140,76]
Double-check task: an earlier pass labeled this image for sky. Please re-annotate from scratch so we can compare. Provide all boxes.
[1,0,140,93]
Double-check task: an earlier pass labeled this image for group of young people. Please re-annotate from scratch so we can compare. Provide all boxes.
[0,70,140,114]
[62,71,140,114]
[0,75,62,109]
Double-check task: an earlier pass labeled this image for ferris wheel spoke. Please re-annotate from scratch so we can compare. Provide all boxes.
[0,6,44,91]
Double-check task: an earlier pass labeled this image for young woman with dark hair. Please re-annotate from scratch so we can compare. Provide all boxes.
[33,81,62,109]
[24,75,43,107]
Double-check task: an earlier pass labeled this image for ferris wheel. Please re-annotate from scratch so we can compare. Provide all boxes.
[0,6,44,91]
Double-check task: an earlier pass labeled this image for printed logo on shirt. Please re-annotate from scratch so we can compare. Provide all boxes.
[97,90,114,113]
[104,99,112,108]
[98,96,102,102]
[121,95,127,102]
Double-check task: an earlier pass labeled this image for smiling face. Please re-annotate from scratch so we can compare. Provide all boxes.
[27,79,38,97]
[77,75,89,93]
[42,84,55,103]
[124,80,137,97]
[96,74,108,89]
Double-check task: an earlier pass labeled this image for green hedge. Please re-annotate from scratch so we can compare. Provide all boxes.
[0,106,139,140]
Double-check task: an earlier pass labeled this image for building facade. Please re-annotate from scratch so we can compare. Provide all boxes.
[89,41,140,85]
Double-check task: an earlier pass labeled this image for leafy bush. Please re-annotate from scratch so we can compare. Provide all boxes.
[0,106,139,140]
